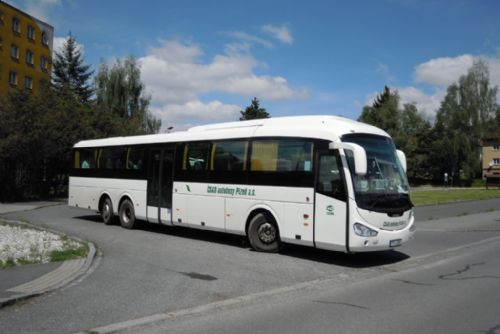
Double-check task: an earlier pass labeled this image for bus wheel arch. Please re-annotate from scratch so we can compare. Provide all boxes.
[99,194,115,225]
[246,209,282,253]
[118,196,137,229]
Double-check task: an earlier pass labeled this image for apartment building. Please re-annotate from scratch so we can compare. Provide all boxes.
[482,137,500,178]
[0,0,53,94]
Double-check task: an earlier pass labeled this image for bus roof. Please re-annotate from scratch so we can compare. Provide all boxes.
[73,115,389,148]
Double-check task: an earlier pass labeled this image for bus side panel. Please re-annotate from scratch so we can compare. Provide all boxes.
[282,202,314,246]
[69,176,96,210]
[186,194,225,229]
[224,198,252,235]
[68,177,147,219]
[172,191,187,224]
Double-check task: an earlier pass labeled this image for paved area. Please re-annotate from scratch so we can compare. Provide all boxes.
[0,202,96,308]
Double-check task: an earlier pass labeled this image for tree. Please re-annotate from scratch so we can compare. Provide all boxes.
[358,86,400,138]
[239,97,270,120]
[0,87,95,201]
[431,60,499,184]
[396,103,432,181]
[94,56,161,134]
[52,34,93,103]
[358,86,432,183]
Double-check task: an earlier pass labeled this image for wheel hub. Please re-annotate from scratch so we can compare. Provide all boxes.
[257,223,276,244]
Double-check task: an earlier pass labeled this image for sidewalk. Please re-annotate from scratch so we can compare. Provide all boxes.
[0,202,96,308]
[0,200,64,215]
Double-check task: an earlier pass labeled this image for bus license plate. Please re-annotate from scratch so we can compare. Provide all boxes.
[390,239,402,247]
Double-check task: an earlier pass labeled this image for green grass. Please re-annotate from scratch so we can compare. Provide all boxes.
[411,188,500,206]
[0,258,17,269]
[49,245,88,262]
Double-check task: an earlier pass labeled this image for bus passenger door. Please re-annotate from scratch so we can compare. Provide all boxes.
[314,151,348,252]
[159,149,174,225]
[147,148,174,225]
[147,149,161,223]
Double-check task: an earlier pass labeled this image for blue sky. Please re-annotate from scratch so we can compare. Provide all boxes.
[8,0,500,130]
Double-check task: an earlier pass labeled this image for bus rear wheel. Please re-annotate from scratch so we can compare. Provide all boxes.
[101,197,115,225]
[119,199,136,229]
[247,213,281,253]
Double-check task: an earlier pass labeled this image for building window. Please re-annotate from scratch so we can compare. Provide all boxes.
[493,158,500,166]
[0,10,4,24]
[27,25,36,41]
[40,56,48,71]
[9,71,18,86]
[493,144,500,151]
[24,76,33,90]
[26,49,34,66]
[41,31,48,46]
[12,17,21,34]
[10,44,19,60]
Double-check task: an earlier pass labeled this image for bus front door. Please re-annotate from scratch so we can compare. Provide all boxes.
[147,148,174,225]
[314,151,348,252]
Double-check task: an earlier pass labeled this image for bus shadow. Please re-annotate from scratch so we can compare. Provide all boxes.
[279,244,410,268]
[75,215,410,268]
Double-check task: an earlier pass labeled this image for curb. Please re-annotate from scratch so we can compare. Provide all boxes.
[0,219,98,309]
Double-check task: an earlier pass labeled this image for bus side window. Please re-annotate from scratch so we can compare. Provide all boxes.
[98,147,127,170]
[183,142,210,171]
[211,140,248,171]
[76,149,96,169]
[250,139,314,172]
[127,147,144,170]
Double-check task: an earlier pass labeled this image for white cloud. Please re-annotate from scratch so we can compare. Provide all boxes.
[139,40,307,126]
[397,86,446,119]
[370,53,500,120]
[414,55,475,87]
[153,100,241,124]
[376,63,396,83]
[262,25,294,45]
[227,31,274,49]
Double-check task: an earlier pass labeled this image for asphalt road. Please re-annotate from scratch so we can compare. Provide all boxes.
[0,199,499,334]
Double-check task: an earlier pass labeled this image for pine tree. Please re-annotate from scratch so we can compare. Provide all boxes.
[239,97,270,120]
[358,86,399,138]
[52,34,93,103]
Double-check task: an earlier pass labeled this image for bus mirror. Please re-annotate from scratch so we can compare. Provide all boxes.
[329,142,367,176]
[396,149,407,173]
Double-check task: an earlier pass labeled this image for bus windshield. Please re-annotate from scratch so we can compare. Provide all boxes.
[342,133,412,214]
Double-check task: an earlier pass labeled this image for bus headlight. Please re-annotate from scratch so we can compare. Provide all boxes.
[353,223,378,237]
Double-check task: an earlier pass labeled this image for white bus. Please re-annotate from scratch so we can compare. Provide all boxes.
[69,115,415,253]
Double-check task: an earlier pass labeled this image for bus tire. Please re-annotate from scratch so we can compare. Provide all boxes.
[101,197,116,225]
[119,199,136,229]
[247,213,281,253]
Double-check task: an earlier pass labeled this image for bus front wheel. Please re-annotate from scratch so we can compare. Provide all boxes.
[119,199,136,229]
[248,213,281,253]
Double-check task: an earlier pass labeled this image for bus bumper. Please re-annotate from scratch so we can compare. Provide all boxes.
[348,219,416,252]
